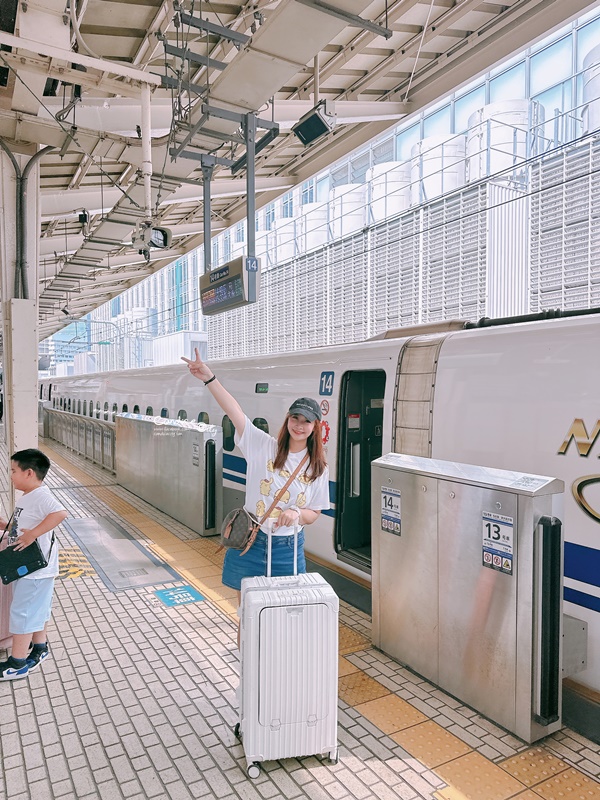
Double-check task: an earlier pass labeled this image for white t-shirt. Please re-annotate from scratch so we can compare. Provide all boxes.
[235,416,330,536]
[8,486,65,579]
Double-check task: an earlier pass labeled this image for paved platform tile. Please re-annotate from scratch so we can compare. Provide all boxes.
[533,768,600,800]
[436,752,526,800]
[339,625,371,656]
[500,747,569,787]
[391,720,472,768]
[355,694,428,735]
[338,672,390,706]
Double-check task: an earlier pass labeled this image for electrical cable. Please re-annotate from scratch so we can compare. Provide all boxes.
[403,0,437,103]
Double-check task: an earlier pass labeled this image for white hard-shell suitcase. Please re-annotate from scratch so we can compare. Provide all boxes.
[236,525,339,778]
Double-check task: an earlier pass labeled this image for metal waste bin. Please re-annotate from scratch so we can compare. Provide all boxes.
[372,453,564,743]
[116,414,222,537]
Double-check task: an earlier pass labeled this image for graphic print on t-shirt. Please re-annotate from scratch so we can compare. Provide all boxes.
[7,507,22,544]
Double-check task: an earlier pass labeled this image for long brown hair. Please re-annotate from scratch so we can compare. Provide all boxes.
[273,415,327,481]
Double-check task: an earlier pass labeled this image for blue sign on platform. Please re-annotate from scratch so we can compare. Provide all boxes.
[154,586,205,607]
[246,256,258,272]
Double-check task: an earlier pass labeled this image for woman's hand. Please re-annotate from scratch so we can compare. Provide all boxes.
[181,348,213,383]
[274,508,301,529]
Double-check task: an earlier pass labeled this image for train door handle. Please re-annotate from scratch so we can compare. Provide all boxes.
[348,443,360,497]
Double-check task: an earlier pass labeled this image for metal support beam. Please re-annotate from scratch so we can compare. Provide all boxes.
[201,161,213,275]
[163,43,227,72]
[141,83,153,220]
[293,0,393,39]
[178,12,251,46]
[245,113,256,262]
[231,126,278,174]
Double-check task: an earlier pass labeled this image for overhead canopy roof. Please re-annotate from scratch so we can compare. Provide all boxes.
[0,0,591,340]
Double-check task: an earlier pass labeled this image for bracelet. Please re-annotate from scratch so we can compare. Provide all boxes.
[204,374,217,386]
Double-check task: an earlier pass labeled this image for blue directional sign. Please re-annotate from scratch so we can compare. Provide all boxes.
[246,256,259,272]
[154,585,205,607]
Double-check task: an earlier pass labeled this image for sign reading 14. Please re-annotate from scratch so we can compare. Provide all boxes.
[319,371,334,396]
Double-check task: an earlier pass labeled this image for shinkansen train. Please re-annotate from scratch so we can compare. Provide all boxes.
[41,309,600,709]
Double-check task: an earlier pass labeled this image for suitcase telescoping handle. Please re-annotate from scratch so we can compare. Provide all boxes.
[266,521,299,578]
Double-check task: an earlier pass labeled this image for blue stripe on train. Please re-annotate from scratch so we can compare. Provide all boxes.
[222,456,337,505]
[564,542,600,589]
[564,587,600,613]
[223,453,247,474]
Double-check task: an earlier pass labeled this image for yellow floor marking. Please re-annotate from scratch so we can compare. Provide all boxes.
[532,768,600,800]
[355,694,428,735]
[391,720,472,768]
[338,671,390,706]
[339,624,371,655]
[58,547,96,580]
[500,747,569,787]
[338,656,360,677]
[436,752,527,800]
[43,439,600,799]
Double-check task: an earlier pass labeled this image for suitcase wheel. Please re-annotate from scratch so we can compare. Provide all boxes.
[233,723,241,739]
[327,748,339,765]
[247,762,261,779]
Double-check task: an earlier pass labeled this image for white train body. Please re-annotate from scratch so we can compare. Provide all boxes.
[42,313,600,698]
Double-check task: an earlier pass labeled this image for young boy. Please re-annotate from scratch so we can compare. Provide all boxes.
[0,449,67,680]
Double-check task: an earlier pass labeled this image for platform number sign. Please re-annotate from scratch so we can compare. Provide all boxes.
[319,371,334,396]
[482,512,514,575]
[381,487,401,535]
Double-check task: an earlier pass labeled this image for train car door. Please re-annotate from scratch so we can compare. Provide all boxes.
[335,370,386,570]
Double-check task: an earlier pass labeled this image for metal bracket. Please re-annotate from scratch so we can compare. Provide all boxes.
[163,43,227,72]
[293,0,392,39]
[231,126,278,174]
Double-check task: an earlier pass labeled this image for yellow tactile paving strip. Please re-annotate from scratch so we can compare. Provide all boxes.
[44,440,600,800]
[58,547,96,580]
[501,748,569,787]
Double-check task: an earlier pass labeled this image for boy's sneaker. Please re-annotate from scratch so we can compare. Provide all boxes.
[0,656,30,680]
[26,645,49,673]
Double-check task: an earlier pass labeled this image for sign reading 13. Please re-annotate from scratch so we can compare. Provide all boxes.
[319,371,334,396]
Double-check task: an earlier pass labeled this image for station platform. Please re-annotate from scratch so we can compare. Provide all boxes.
[1,438,600,800]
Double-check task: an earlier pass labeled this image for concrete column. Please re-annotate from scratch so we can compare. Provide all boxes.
[0,147,42,508]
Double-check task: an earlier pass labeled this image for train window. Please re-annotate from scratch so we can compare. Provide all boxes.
[68,399,72,412]
[39,385,43,400]
[145,406,153,416]
[122,404,128,413]
[96,401,100,419]
[53,398,56,408]
[112,403,118,421]
[104,402,109,421]
[83,400,87,416]
[177,409,187,420]
[160,408,168,418]
[77,400,81,415]
[197,411,209,424]
[90,402,95,418]
[222,415,235,452]
[253,417,269,434]
[133,405,140,414]
[48,384,52,401]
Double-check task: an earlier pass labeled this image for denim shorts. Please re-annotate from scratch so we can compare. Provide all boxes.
[10,577,55,634]
[221,529,306,591]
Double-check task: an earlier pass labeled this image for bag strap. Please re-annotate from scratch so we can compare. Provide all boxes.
[0,512,15,546]
[258,452,309,526]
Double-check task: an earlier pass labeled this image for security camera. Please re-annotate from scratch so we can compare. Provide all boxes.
[62,307,71,316]
[292,100,337,146]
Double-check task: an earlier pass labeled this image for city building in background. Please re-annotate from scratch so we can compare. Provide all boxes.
[42,9,600,373]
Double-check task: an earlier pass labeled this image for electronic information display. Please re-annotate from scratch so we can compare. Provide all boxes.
[199,256,260,316]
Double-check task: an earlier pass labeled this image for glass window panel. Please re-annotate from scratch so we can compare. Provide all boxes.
[455,86,486,132]
[350,151,370,183]
[533,81,574,145]
[372,137,394,165]
[489,62,526,102]
[301,179,315,204]
[530,36,572,95]
[423,104,451,137]
[316,176,329,200]
[331,164,349,188]
[396,124,420,161]
[577,17,600,70]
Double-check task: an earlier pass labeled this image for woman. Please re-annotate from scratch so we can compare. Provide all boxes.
[182,349,330,604]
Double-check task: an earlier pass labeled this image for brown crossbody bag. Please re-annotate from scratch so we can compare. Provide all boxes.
[219,453,309,556]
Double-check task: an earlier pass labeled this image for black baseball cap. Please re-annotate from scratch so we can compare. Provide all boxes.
[288,397,321,422]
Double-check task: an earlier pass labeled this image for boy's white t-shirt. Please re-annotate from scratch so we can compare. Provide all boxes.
[9,485,65,579]
[235,416,330,536]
